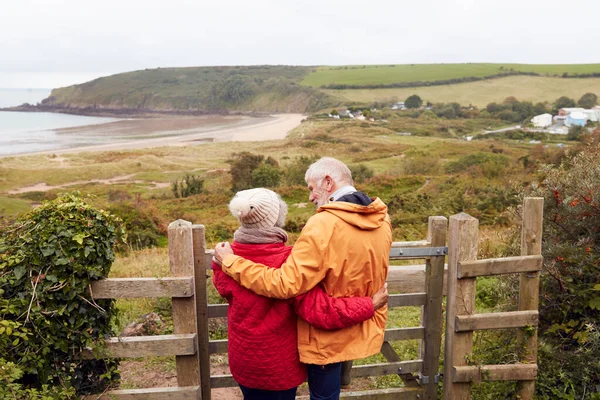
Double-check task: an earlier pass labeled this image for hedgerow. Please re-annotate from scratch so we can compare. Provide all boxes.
[0,192,125,398]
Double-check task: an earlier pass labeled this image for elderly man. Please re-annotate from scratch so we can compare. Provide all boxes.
[214,157,392,400]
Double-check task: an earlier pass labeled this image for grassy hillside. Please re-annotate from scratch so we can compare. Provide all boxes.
[302,63,600,87]
[323,75,600,107]
[40,63,600,114]
[44,65,334,113]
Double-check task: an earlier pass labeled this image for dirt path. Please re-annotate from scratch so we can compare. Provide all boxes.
[7,174,171,195]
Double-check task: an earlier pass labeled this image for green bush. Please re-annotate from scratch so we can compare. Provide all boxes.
[108,202,162,250]
[445,152,510,178]
[283,155,319,186]
[172,174,204,198]
[349,163,374,183]
[252,163,282,188]
[521,143,600,398]
[0,193,125,397]
[229,152,265,192]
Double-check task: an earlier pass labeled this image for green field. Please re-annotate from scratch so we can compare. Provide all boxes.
[301,63,600,87]
[323,75,600,107]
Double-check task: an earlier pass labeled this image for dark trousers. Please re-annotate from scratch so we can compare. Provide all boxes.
[239,384,297,400]
[307,362,342,400]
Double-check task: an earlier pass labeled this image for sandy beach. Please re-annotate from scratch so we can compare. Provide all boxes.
[9,113,305,157]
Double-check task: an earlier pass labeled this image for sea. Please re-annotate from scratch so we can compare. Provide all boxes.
[0,89,120,156]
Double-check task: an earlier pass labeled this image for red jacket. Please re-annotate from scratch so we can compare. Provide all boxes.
[212,241,375,391]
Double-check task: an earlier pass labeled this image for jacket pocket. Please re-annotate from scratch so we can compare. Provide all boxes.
[298,319,310,345]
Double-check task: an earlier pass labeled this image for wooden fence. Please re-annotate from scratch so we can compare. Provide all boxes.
[84,197,543,400]
[86,220,210,400]
[443,197,543,399]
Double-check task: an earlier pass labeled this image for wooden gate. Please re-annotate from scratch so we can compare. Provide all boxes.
[443,198,543,399]
[84,198,543,400]
[205,216,448,400]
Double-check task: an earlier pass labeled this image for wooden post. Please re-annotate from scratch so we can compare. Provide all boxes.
[168,220,201,387]
[421,216,447,400]
[516,197,543,399]
[443,213,479,400]
[192,225,211,400]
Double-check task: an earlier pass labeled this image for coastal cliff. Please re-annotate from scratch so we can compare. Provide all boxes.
[29,66,337,116]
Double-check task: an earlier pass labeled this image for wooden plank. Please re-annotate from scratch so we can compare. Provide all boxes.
[210,328,424,355]
[209,339,228,355]
[458,255,542,278]
[210,374,237,388]
[168,220,200,387]
[297,387,423,400]
[391,240,430,248]
[517,197,544,399]
[380,341,420,388]
[421,216,447,400]
[83,334,197,359]
[443,213,478,400]
[203,241,431,271]
[455,310,538,332]
[86,386,200,400]
[208,304,228,318]
[388,293,427,307]
[351,361,422,378]
[90,277,194,299]
[192,225,212,400]
[453,364,538,383]
[384,327,424,341]
[387,265,448,295]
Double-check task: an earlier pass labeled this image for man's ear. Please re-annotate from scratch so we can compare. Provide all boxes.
[324,175,334,192]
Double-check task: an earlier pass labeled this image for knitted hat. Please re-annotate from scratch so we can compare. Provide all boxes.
[229,188,288,229]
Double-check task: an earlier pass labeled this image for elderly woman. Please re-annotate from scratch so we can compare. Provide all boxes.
[212,188,387,400]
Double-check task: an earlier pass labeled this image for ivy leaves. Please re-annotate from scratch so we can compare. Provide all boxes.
[0,192,125,396]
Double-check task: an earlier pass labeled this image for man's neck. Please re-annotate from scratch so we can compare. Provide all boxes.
[329,185,357,202]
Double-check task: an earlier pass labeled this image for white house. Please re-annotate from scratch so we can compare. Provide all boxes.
[565,111,588,127]
[532,113,553,128]
[391,102,406,110]
[583,109,600,122]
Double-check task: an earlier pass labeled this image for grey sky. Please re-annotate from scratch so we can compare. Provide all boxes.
[1,0,598,89]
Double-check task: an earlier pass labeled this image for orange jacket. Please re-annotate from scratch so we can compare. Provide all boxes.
[221,197,392,365]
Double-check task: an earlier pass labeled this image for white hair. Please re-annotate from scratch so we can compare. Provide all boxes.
[304,157,353,186]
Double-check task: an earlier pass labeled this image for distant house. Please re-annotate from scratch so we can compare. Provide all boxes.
[559,107,585,116]
[532,113,552,128]
[583,109,600,122]
[565,111,587,127]
[391,102,406,110]
[553,115,567,126]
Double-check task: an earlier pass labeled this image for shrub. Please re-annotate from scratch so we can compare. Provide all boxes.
[349,164,374,183]
[0,193,125,397]
[283,155,319,186]
[172,174,204,198]
[251,163,282,188]
[405,94,423,109]
[445,152,510,178]
[108,202,162,250]
[521,143,600,398]
[577,92,598,109]
[229,152,264,192]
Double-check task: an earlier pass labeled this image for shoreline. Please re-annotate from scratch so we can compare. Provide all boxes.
[0,104,272,119]
[2,113,305,158]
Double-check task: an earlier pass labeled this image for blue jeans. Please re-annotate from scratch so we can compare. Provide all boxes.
[307,362,342,400]
[239,384,297,400]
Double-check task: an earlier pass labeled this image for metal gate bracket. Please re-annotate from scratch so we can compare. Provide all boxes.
[389,246,448,258]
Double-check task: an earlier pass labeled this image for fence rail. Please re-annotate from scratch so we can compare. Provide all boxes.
[84,197,542,400]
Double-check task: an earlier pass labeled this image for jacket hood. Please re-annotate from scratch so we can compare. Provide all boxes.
[318,197,389,230]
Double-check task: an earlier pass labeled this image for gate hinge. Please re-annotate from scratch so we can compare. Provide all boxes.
[417,372,442,384]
